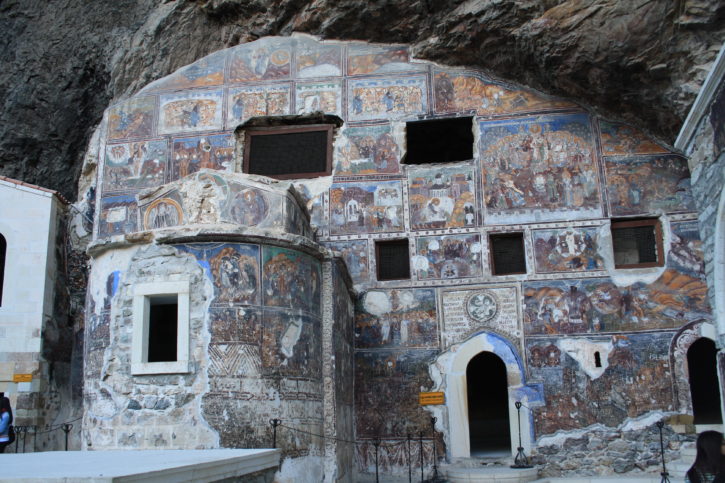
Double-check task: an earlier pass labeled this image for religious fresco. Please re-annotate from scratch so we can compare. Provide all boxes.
[295,39,343,77]
[669,221,706,277]
[335,124,400,176]
[262,311,321,378]
[223,183,269,227]
[347,44,423,76]
[324,240,370,282]
[145,50,226,91]
[107,96,155,140]
[434,71,575,116]
[354,350,438,437]
[295,80,342,115]
[527,333,674,435]
[479,113,601,223]
[285,197,311,238]
[139,190,184,230]
[262,246,322,316]
[329,181,404,235]
[170,134,233,180]
[333,263,355,406]
[208,307,262,344]
[347,76,427,121]
[414,234,483,280]
[605,154,694,216]
[533,227,604,273]
[228,39,292,82]
[226,84,291,126]
[208,244,260,305]
[408,165,477,229]
[354,289,438,349]
[103,140,167,192]
[599,120,668,156]
[524,274,710,335]
[159,90,224,135]
[98,195,138,236]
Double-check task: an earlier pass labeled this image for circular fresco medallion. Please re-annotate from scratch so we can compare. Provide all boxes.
[465,291,499,323]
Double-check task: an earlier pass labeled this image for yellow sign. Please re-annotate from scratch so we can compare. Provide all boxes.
[419,392,445,406]
[12,374,32,383]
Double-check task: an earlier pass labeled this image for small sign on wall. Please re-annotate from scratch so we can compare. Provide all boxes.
[12,374,32,383]
[419,391,445,406]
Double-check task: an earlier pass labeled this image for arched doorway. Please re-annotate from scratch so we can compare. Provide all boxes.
[688,338,723,424]
[466,351,511,455]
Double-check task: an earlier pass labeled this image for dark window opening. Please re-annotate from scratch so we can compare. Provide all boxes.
[244,124,333,179]
[611,219,664,268]
[687,338,723,425]
[594,351,602,368]
[147,295,178,363]
[376,239,410,281]
[0,234,5,307]
[404,117,473,164]
[467,351,511,455]
[490,233,526,275]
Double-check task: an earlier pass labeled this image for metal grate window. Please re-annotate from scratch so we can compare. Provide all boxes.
[611,219,663,268]
[404,117,473,164]
[490,233,526,275]
[244,125,333,179]
[376,239,410,280]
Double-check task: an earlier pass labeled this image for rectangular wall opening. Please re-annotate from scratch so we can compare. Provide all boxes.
[376,239,410,281]
[611,218,663,268]
[147,295,178,363]
[489,233,526,275]
[404,117,474,164]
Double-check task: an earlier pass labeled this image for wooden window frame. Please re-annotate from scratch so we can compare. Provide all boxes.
[243,124,334,180]
[375,238,410,281]
[488,232,527,276]
[611,218,664,269]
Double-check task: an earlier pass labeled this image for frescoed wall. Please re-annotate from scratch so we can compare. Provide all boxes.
[87,35,710,480]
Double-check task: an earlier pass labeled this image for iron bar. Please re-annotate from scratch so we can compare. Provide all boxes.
[511,401,533,468]
[656,421,671,483]
[373,436,381,483]
[61,423,73,451]
[269,419,281,449]
[21,426,28,453]
[430,417,439,481]
[419,431,424,482]
[407,433,412,483]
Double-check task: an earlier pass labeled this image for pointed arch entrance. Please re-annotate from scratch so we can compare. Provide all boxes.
[429,331,543,459]
[466,351,511,455]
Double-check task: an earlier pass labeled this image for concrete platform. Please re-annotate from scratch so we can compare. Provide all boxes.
[446,466,538,482]
[2,449,280,483]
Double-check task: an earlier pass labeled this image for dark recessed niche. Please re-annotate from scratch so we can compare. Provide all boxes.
[489,232,526,275]
[611,218,663,268]
[147,296,178,363]
[404,117,473,164]
[244,124,333,179]
[375,239,410,281]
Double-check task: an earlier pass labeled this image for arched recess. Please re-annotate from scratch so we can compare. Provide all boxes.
[0,233,5,307]
[670,320,720,417]
[429,331,543,459]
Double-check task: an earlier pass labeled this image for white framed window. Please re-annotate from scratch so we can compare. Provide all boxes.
[132,281,190,375]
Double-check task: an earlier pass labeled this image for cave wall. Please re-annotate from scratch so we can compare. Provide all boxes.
[1,0,723,200]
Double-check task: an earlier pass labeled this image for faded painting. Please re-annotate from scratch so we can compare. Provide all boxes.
[335,124,400,176]
[434,71,575,116]
[229,40,291,82]
[355,289,438,349]
[295,80,342,115]
[480,113,601,223]
[108,97,155,140]
[103,140,167,192]
[414,234,483,280]
[99,195,138,237]
[208,245,260,304]
[348,76,427,121]
[223,183,269,227]
[408,165,477,229]
[262,312,321,378]
[262,246,321,315]
[141,191,184,230]
[325,240,370,283]
[159,91,224,135]
[533,227,604,273]
[599,121,668,156]
[170,134,233,180]
[329,181,404,235]
[347,44,422,75]
[226,84,291,126]
[605,154,694,216]
[295,39,342,78]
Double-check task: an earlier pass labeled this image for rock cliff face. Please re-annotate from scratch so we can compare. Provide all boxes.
[0,0,723,199]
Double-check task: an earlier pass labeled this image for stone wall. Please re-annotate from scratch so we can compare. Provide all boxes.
[84,36,713,479]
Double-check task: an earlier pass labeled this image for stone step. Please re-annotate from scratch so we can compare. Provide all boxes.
[446,466,539,482]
